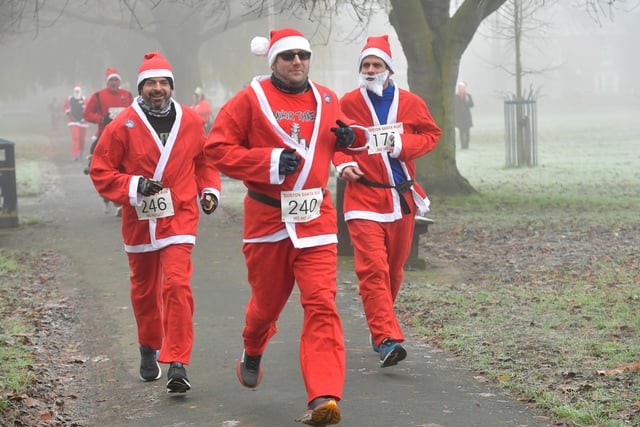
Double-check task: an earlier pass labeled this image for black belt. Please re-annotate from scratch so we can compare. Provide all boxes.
[247,189,281,208]
[357,178,414,214]
[247,189,327,209]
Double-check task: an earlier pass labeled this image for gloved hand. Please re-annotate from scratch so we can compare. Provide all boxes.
[101,115,112,125]
[279,148,301,175]
[137,177,163,196]
[331,120,355,148]
[200,193,218,215]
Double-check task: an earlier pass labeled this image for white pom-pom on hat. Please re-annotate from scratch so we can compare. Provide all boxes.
[251,37,270,56]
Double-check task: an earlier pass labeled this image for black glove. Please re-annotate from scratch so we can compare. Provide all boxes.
[279,148,301,175]
[137,177,163,196]
[200,193,218,215]
[101,115,112,125]
[331,120,355,148]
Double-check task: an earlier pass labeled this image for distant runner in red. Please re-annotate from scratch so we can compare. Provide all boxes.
[83,67,134,215]
[63,85,88,161]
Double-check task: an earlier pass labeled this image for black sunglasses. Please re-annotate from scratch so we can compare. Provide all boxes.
[279,51,311,61]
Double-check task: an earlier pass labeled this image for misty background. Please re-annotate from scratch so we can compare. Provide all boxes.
[0,2,639,126]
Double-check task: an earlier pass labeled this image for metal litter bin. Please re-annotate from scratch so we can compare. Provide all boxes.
[0,139,18,227]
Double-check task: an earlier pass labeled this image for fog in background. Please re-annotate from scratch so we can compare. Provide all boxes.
[0,2,638,123]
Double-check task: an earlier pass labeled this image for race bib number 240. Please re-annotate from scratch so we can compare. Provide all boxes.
[280,188,323,223]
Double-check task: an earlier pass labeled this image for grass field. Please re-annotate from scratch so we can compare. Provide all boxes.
[399,107,640,426]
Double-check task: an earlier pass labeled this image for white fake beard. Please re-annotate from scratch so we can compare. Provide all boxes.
[359,70,390,96]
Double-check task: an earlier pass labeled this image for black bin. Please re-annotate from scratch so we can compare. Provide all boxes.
[0,139,18,227]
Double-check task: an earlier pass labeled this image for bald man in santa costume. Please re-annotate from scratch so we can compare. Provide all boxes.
[90,52,221,393]
[334,35,441,368]
[206,28,368,426]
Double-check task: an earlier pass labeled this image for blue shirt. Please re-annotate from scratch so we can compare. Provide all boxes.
[367,83,406,185]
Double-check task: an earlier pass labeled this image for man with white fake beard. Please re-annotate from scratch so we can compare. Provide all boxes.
[333,35,441,368]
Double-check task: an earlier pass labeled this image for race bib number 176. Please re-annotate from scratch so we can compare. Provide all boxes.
[367,122,404,154]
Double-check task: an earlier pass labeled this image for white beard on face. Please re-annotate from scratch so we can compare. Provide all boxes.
[359,70,390,96]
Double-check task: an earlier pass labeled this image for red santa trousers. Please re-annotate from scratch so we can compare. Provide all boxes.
[69,125,86,159]
[127,243,194,365]
[347,212,415,347]
[241,240,345,404]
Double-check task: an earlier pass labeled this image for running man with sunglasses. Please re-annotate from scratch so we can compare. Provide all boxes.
[206,28,368,426]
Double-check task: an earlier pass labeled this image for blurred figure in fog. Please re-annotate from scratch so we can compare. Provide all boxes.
[49,98,63,131]
[83,68,134,215]
[191,87,213,135]
[63,85,88,160]
[454,81,474,150]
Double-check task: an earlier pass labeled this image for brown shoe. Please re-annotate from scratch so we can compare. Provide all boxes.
[295,397,340,426]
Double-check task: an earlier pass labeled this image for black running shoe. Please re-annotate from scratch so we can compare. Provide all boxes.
[236,350,263,389]
[166,362,191,393]
[139,345,161,382]
[379,339,407,368]
[295,396,341,426]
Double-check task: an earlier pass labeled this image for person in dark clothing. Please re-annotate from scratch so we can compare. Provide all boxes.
[454,81,474,149]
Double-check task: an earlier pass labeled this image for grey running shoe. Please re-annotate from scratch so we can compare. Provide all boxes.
[139,345,161,381]
[166,362,191,393]
[236,350,263,389]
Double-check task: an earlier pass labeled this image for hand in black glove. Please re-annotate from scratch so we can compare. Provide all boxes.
[331,120,355,148]
[279,148,301,175]
[137,177,163,197]
[101,115,112,125]
[200,193,218,215]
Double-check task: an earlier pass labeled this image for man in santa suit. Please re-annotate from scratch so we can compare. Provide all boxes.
[63,85,88,160]
[83,67,134,215]
[333,35,441,368]
[90,51,221,393]
[206,28,368,426]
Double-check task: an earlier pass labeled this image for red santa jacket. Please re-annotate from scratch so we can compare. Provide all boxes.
[90,100,221,253]
[334,84,441,221]
[83,87,134,137]
[206,75,367,249]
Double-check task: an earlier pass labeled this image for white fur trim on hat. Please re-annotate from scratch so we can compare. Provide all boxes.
[268,36,311,65]
[269,36,311,65]
[137,69,175,87]
[359,47,395,73]
[105,73,121,83]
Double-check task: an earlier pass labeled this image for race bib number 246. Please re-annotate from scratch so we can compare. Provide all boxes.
[135,188,175,220]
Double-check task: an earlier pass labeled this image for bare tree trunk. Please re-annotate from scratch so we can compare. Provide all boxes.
[387,0,510,195]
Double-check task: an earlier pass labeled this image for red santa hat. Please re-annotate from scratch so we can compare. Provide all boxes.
[137,51,174,91]
[250,27,312,66]
[105,68,121,83]
[359,35,395,73]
